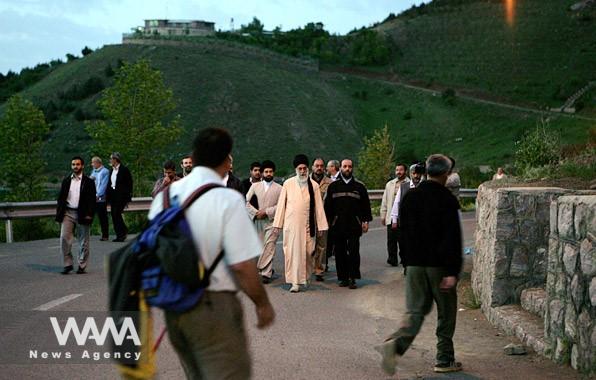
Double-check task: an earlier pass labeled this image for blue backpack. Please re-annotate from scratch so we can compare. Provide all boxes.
[135,183,224,313]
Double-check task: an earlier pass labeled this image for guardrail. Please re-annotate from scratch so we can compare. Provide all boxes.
[0,189,477,243]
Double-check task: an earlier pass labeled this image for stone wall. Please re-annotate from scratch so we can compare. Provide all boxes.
[545,195,595,373]
[472,186,569,309]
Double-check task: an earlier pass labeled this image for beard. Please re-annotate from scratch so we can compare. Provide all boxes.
[341,170,353,179]
[183,166,192,175]
[263,175,273,182]
[296,169,309,185]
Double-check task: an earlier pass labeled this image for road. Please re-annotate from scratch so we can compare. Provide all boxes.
[0,213,582,379]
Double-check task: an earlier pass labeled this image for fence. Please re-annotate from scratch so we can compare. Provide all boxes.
[0,189,477,243]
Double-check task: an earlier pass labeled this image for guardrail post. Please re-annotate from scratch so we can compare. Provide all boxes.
[6,219,13,243]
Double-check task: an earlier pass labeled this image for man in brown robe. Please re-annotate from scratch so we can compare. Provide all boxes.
[310,157,333,281]
[272,154,328,293]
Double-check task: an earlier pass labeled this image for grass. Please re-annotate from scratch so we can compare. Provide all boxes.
[376,0,596,111]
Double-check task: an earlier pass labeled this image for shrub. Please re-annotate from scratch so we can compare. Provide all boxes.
[514,118,560,173]
[442,88,456,106]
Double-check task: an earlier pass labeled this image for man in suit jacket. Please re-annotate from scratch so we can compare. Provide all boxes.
[246,160,282,283]
[241,161,262,196]
[380,164,410,266]
[107,152,133,242]
[223,155,243,192]
[56,156,96,274]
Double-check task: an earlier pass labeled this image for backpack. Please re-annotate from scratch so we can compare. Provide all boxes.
[137,183,224,313]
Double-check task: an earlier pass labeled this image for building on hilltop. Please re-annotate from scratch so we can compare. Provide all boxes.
[129,19,216,38]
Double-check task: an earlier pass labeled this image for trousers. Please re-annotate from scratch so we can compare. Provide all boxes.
[60,209,90,269]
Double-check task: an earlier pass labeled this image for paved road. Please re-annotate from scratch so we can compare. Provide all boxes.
[0,213,582,379]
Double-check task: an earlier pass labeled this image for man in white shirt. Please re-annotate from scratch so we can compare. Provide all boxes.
[148,128,275,379]
[326,159,340,181]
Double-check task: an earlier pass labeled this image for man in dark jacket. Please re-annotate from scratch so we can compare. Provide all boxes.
[241,161,261,196]
[56,156,96,274]
[376,154,463,375]
[107,152,133,242]
[324,158,372,289]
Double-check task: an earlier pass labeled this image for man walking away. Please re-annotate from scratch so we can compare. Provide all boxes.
[90,156,110,241]
[107,152,133,242]
[56,156,96,274]
[246,160,282,284]
[324,159,372,289]
[380,164,409,266]
[148,128,275,379]
[376,154,463,375]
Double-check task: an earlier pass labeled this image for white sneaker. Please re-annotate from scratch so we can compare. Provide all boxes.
[374,339,398,375]
[289,284,300,293]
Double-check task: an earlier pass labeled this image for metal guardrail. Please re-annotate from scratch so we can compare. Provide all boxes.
[0,189,477,243]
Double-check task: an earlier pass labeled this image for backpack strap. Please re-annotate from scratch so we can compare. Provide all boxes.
[181,183,223,210]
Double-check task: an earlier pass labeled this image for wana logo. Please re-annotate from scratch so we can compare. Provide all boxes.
[50,317,141,346]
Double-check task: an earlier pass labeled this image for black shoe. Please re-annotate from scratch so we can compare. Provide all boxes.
[113,237,126,242]
[76,267,86,274]
[349,279,357,289]
[100,236,109,241]
[61,265,73,275]
[315,275,324,282]
[261,276,272,284]
[387,259,398,267]
[434,361,463,373]
[339,280,349,287]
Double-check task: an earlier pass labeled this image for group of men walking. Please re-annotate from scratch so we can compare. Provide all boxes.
[55,127,464,377]
[237,154,373,292]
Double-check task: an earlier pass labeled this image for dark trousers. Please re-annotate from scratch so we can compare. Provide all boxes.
[333,235,361,281]
[389,266,458,365]
[110,202,127,239]
[386,225,400,265]
[95,202,109,238]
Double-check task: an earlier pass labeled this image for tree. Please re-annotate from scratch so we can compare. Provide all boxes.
[241,17,264,35]
[85,59,182,196]
[81,46,93,56]
[0,95,49,201]
[358,124,396,188]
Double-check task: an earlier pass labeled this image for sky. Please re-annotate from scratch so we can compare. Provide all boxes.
[0,0,426,74]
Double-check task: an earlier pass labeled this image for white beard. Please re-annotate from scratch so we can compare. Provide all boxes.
[296,169,309,186]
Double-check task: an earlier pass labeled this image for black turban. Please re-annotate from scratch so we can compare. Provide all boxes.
[261,160,276,171]
[293,154,309,168]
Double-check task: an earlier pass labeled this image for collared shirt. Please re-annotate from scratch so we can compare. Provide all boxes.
[91,166,109,202]
[110,164,120,189]
[222,173,229,186]
[148,167,262,292]
[263,179,273,193]
[67,173,82,209]
[330,173,339,182]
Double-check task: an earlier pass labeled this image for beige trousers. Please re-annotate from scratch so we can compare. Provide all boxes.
[60,209,90,269]
[255,219,277,278]
[313,230,327,276]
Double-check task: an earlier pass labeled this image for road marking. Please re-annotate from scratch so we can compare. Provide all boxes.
[34,294,82,311]
[48,246,60,249]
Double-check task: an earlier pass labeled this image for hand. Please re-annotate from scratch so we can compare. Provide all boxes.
[440,276,457,292]
[255,303,275,329]
[272,227,281,237]
[391,222,398,230]
[256,210,267,219]
[362,222,369,233]
[163,176,172,186]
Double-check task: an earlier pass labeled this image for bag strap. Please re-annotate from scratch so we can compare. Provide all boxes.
[162,182,223,210]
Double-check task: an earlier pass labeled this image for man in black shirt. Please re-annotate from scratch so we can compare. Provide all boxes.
[376,154,463,375]
[324,159,372,289]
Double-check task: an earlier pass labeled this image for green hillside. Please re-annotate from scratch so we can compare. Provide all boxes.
[1,0,594,190]
[375,0,596,111]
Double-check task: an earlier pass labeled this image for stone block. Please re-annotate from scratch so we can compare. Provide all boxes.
[494,246,510,277]
[571,344,578,370]
[550,201,558,235]
[533,247,548,281]
[574,200,596,240]
[548,300,565,335]
[496,190,512,209]
[495,211,517,240]
[521,287,546,317]
[579,237,595,277]
[570,274,584,313]
[514,193,536,216]
[558,203,575,239]
[554,337,570,364]
[577,311,592,365]
[547,238,560,274]
[510,245,529,277]
[556,271,568,298]
[564,303,577,341]
[590,277,596,307]
[520,219,541,244]
[491,279,512,306]
[563,243,578,275]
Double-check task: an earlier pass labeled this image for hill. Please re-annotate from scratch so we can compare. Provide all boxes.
[374,0,596,112]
